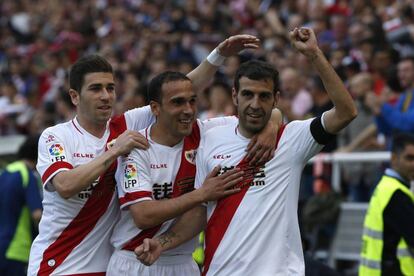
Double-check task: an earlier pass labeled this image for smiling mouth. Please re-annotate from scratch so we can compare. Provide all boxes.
[98,106,111,110]
[179,118,193,124]
[246,113,263,119]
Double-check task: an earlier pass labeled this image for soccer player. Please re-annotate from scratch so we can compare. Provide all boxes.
[27,35,266,275]
[135,27,358,275]
[106,71,282,275]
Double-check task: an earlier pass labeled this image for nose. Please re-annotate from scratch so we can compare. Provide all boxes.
[250,95,260,109]
[100,87,111,100]
[183,101,195,115]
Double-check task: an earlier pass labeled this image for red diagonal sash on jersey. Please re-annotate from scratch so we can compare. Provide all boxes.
[202,124,286,276]
[38,115,127,275]
[122,122,201,251]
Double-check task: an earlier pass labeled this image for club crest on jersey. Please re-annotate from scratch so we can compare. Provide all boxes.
[184,149,197,165]
[48,143,66,162]
[124,162,138,189]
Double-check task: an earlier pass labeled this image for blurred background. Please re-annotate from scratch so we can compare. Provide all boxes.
[1,0,414,275]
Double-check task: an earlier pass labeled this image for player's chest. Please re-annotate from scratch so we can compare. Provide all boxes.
[147,147,189,200]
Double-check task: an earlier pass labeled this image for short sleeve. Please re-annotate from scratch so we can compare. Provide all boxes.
[124,105,156,131]
[116,150,153,209]
[25,172,43,212]
[36,128,74,192]
[285,118,325,163]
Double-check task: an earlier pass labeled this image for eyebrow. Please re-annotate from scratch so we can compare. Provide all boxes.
[170,95,197,101]
[87,82,115,88]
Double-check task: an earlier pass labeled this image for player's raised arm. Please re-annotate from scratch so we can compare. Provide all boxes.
[289,27,357,134]
[187,35,260,92]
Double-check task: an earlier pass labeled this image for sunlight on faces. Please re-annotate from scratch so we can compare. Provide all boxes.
[153,80,196,140]
[233,77,277,138]
[69,72,115,126]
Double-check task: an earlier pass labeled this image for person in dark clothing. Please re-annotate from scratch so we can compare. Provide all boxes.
[0,135,42,276]
[360,133,414,275]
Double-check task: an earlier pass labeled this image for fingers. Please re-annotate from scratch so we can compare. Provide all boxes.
[255,149,272,166]
[223,178,243,191]
[133,134,149,149]
[222,170,244,186]
[207,165,221,178]
[246,141,262,161]
[243,43,259,49]
[298,28,310,42]
[218,167,241,180]
[248,146,264,165]
[143,238,150,252]
[134,245,144,256]
[246,136,257,154]
[223,188,242,196]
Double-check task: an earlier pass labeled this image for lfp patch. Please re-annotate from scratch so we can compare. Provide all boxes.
[48,143,66,162]
[124,163,138,189]
[49,144,64,156]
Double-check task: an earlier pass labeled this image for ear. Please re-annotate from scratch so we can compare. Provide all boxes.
[274,91,280,108]
[69,89,80,106]
[232,88,238,106]
[390,152,398,168]
[150,100,160,117]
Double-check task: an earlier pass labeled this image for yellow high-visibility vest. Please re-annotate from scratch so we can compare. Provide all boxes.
[359,175,414,275]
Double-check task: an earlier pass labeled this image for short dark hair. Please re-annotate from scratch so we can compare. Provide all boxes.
[69,55,113,92]
[391,133,414,155]
[399,56,414,66]
[234,60,279,92]
[147,71,191,103]
[17,135,40,162]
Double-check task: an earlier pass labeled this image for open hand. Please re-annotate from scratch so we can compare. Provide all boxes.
[200,166,243,201]
[217,35,260,57]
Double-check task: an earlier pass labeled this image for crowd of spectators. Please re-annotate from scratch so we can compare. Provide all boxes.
[1,0,414,200]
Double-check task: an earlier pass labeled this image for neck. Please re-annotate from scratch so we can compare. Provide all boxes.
[394,168,411,184]
[237,125,255,139]
[150,123,183,147]
[76,115,107,138]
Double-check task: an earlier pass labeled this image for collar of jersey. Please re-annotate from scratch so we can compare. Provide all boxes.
[72,116,110,142]
[234,125,252,141]
[145,124,184,150]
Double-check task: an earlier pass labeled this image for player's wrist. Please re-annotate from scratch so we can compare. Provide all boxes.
[305,48,323,63]
[206,48,226,67]
[192,187,207,203]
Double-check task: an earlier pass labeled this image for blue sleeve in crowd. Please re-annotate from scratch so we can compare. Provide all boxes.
[25,171,42,213]
[376,93,414,134]
[379,103,414,132]
[375,114,393,136]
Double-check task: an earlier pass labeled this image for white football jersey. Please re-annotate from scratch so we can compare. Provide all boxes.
[28,106,155,275]
[195,118,324,276]
[111,117,237,258]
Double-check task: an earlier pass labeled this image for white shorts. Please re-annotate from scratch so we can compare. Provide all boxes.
[107,249,200,276]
